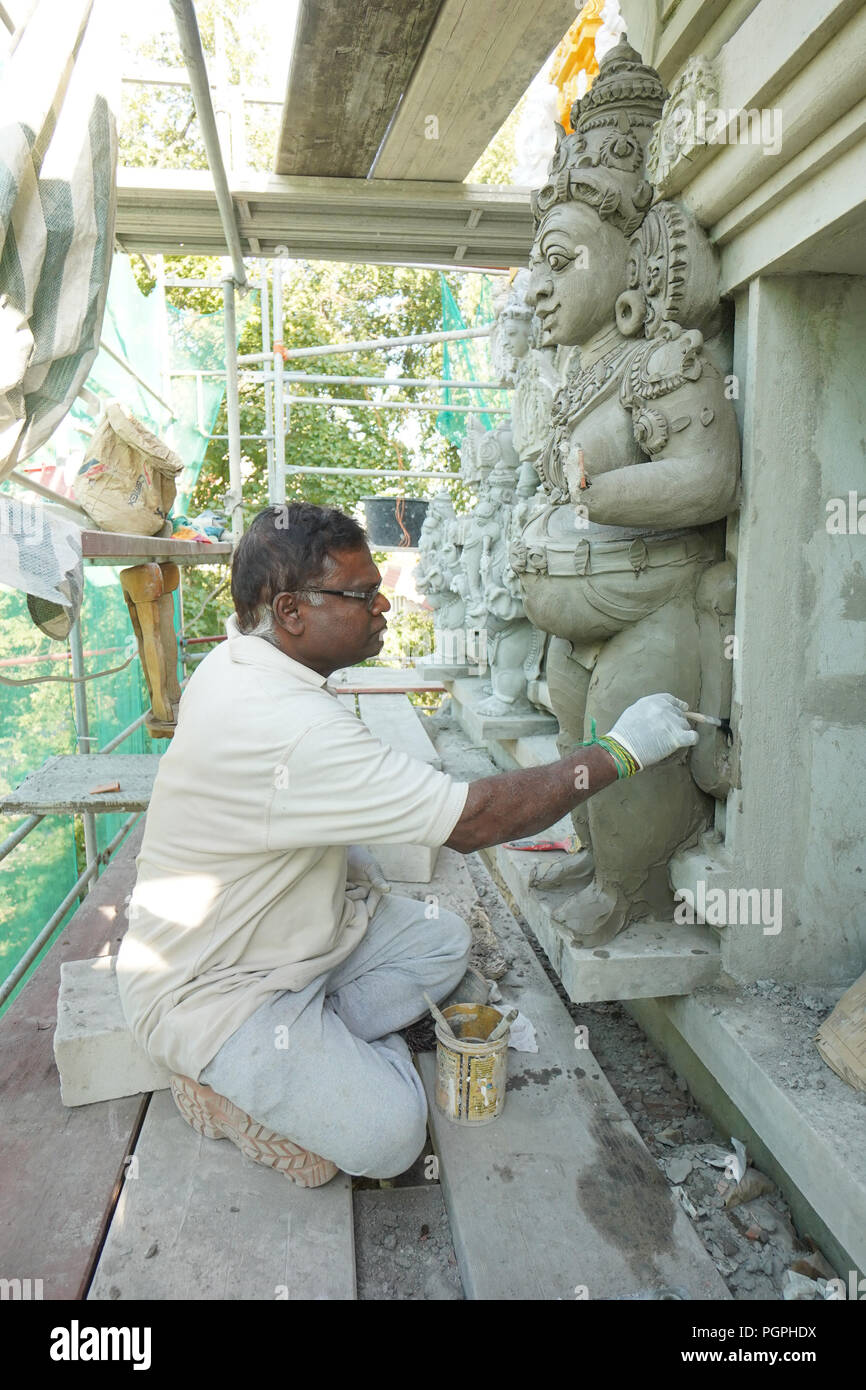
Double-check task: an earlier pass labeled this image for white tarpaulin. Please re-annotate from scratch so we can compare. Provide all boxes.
[0,0,118,479]
[0,0,117,635]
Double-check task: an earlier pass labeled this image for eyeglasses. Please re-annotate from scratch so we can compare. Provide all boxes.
[298,582,383,612]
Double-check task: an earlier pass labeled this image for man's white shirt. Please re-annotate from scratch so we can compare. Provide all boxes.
[116,613,468,1079]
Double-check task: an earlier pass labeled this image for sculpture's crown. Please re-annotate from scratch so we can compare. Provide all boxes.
[532,34,668,236]
[499,269,533,322]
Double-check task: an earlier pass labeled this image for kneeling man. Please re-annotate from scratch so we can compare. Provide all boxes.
[117,503,697,1185]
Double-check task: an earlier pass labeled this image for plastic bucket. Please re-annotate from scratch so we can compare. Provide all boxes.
[361,496,429,548]
[434,1003,509,1126]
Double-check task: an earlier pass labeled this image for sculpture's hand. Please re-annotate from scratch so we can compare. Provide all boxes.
[346,845,391,895]
[604,693,698,771]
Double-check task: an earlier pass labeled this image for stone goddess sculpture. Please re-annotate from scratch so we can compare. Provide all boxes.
[509,36,740,945]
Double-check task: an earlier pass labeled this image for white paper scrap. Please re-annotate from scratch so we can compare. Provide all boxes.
[505,1010,538,1053]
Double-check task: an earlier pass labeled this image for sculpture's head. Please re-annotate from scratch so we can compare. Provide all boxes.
[476,423,517,484]
[527,36,667,348]
[491,269,535,381]
[429,489,455,520]
[459,414,486,484]
[516,459,540,499]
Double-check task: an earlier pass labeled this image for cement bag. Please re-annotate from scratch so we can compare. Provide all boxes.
[74,403,182,535]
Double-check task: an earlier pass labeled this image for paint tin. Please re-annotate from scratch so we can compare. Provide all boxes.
[434,1003,509,1126]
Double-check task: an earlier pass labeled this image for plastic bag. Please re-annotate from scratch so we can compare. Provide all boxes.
[73,403,182,535]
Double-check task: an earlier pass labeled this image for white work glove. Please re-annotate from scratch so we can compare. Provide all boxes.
[346,845,391,898]
[603,693,698,773]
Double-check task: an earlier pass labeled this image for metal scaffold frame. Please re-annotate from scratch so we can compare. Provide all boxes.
[0,0,513,984]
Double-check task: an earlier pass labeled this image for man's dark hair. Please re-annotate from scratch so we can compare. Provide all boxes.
[231,502,367,634]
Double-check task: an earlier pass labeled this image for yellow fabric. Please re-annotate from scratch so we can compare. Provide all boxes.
[116,614,468,1079]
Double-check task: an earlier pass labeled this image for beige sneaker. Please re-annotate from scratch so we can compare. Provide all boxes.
[170,1074,339,1189]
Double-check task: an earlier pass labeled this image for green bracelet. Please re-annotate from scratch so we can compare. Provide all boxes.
[579,718,641,779]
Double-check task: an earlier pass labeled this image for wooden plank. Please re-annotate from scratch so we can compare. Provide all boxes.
[372,0,578,182]
[116,240,526,270]
[114,169,533,267]
[275,0,442,177]
[0,825,147,1300]
[1,755,159,815]
[358,693,441,768]
[82,530,232,564]
[88,1089,356,1301]
[412,851,730,1300]
[117,166,532,214]
[118,211,529,244]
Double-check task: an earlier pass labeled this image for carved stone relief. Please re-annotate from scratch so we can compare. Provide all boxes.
[506,35,740,946]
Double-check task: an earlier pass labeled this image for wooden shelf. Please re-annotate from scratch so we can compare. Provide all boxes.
[81,530,232,566]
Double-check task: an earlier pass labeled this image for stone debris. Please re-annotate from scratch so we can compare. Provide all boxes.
[354,1186,464,1302]
[485,959,843,1301]
[782,1269,840,1301]
[665,1155,693,1185]
[744,977,850,1092]
[395,719,849,1302]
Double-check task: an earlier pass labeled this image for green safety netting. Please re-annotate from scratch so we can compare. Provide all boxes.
[55,254,259,513]
[0,254,252,1013]
[0,574,157,1017]
[436,275,505,445]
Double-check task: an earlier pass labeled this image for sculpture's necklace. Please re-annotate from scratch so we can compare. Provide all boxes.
[541,342,632,497]
[558,340,631,420]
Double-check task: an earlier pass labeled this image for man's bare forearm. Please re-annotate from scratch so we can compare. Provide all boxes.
[444,745,618,854]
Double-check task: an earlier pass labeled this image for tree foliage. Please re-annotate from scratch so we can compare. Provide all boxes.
[117,0,511,635]
[119,0,278,173]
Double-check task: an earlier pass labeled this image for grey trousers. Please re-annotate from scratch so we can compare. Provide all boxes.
[199,892,472,1179]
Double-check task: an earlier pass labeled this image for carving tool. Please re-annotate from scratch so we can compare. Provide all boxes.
[486,1008,519,1044]
[684,710,733,745]
[423,991,457,1040]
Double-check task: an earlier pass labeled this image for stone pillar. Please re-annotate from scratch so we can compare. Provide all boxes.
[688,274,866,984]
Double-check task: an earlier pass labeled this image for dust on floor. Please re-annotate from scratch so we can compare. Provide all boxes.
[424,700,848,1301]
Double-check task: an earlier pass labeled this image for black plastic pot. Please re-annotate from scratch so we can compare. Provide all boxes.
[362,496,429,548]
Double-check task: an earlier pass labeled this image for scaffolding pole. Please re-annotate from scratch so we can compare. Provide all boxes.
[68,618,98,895]
[259,262,276,504]
[98,340,175,417]
[237,325,490,364]
[272,247,288,503]
[170,0,247,288]
[0,813,141,1008]
[287,466,457,479]
[222,276,244,542]
[280,373,509,390]
[285,397,507,414]
[169,368,510,391]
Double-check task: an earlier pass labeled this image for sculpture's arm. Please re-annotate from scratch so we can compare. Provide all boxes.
[572,338,740,531]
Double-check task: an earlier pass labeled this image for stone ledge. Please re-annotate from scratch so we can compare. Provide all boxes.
[54,955,171,1106]
[450,676,558,741]
[490,840,721,1003]
[628,988,866,1279]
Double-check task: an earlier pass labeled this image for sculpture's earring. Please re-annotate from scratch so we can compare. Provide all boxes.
[615,289,646,337]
